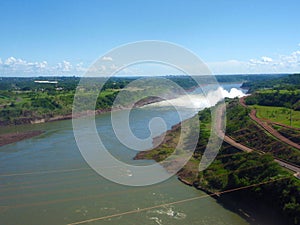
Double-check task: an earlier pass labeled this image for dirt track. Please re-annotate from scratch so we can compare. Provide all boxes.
[215,104,253,153]
[215,102,300,177]
[239,97,300,150]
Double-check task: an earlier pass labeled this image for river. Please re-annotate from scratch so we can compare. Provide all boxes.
[0,83,276,225]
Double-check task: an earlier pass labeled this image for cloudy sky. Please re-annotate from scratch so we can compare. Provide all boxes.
[0,0,300,76]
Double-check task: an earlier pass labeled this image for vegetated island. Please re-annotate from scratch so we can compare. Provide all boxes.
[135,74,300,225]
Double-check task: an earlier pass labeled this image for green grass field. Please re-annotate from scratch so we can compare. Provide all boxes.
[251,105,300,128]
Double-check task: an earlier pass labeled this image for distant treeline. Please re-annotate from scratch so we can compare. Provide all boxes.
[0,74,289,91]
[0,76,132,91]
[243,74,300,110]
[242,73,300,92]
[216,73,287,83]
[245,89,300,110]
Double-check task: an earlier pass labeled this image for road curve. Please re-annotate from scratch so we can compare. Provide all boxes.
[249,110,300,150]
[240,97,300,150]
[215,104,253,153]
[215,102,300,178]
[275,159,300,178]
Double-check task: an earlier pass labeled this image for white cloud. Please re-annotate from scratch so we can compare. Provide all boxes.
[75,62,87,72]
[1,57,49,74]
[102,56,113,61]
[1,46,300,76]
[280,50,300,65]
[4,57,16,65]
[110,64,118,70]
[209,48,300,74]
[39,61,48,68]
[261,56,273,63]
[100,65,106,71]
[4,57,27,66]
[249,56,273,66]
[56,60,73,72]
[0,57,89,76]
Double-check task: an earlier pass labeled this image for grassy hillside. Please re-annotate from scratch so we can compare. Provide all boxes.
[226,100,300,165]
[251,105,300,128]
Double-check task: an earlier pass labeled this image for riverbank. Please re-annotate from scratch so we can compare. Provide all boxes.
[134,116,217,195]
[135,100,300,225]
[0,96,167,147]
[0,95,165,127]
[0,130,44,147]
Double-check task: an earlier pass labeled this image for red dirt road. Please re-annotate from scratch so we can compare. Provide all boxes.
[215,102,300,177]
[239,97,300,150]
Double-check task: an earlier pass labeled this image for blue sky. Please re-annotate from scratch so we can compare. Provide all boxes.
[0,0,300,75]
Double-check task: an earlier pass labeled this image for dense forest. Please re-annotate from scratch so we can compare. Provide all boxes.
[243,74,300,111]
[197,148,300,225]
[243,74,300,110]
[242,73,300,92]
[245,89,300,110]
